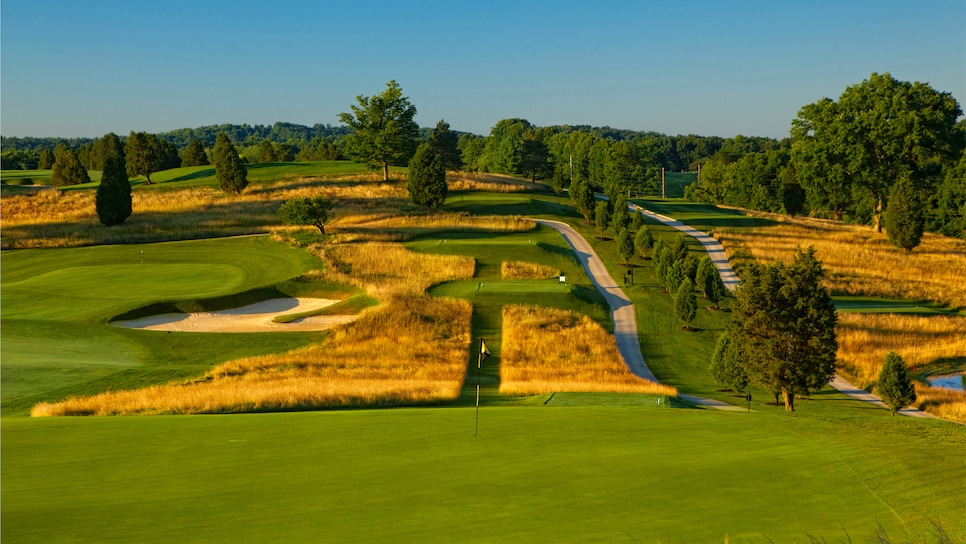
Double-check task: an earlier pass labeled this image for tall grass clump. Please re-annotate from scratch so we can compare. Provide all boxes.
[32,294,471,416]
[448,172,550,193]
[502,261,560,279]
[499,305,677,396]
[715,215,966,309]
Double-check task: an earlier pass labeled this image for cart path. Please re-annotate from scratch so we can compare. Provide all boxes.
[623,202,939,420]
[534,219,658,383]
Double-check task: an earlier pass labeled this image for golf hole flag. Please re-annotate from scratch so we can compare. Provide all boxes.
[480,338,491,364]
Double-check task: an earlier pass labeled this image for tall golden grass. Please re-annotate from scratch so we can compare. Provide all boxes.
[499,305,677,396]
[32,294,472,416]
[716,214,966,309]
[502,261,560,280]
[717,213,966,422]
[448,172,549,193]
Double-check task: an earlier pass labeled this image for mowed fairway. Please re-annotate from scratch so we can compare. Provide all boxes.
[2,406,962,543]
[1,236,324,414]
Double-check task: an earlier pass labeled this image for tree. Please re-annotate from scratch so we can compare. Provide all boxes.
[594,200,610,238]
[666,260,686,295]
[634,225,654,259]
[618,228,635,266]
[791,73,962,231]
[214,132,248,194]
[696,256,715,299]
[709,333,750,394]
[339,80,419,181]
[278,196,333,234]
[125,131,158,184]
[408,143,447,211]
[727,248,838,411]
[883,177,924,252]
[38,148,55,169]
[611,194,629,231]
[258,139,276,163]
[675,278,697,330]
[570,175,596,223]
[705,265,727,310]
[95,154,132,226]
[51,145,90,186]
[518,132,550,182]
[653,237,671,287]
[182,139,209,167]
[427,120,462,172]
[876,352,917,415]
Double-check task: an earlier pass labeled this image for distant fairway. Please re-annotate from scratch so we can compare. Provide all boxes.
[2,406,961,543]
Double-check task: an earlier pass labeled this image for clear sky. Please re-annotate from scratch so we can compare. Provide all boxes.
[2,0,963,139]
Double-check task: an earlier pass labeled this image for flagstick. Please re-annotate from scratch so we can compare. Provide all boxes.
[474,338,482,437]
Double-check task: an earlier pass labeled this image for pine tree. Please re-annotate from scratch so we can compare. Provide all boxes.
[339,80,419,181]
[51,145,90,187]
[95,154,132,226]
[883,177,924,252]
[182,139,209,167]
[706,266,727,310]
[611,194,629,231]
[618,228,635,266]
[570,175,595,223]
[876,352,917,415]
[709,333,750,393]
[594,200,610,238]
[696,256,714,298]
[408,143,447,211]
[675,278,697,330]
[666,260,686,295]
[427,120,462,172]
[635,224,654,259]
[214,132,249,194]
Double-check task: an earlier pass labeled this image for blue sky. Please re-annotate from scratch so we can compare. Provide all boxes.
[2,0,963,139]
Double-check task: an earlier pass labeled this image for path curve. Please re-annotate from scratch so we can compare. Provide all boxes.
[624,202,938,419]
[534,220,658,382]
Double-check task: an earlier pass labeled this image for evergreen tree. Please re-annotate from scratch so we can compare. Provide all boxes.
[630,208,645,231]
[182,139,209,167]
[278,196,333,234]
[696,256,715,299]
[635,224,654,259]
[705,265,727,310]
[883,177,925,252]
[519,132,550,182]
[653,237,671,287]
[728,248,838,411]
[709,333,750,393]
[682,254,700,283]
[51,145,90,186]
[666,260,686,295]
[214,132,249,194]
[95,154,132,226]
[675,278,698,330]
[38,147,55,169]
[125,131,157,183]
[408,143,447,211]
[427,120,462,172]
[876,352,917,415]
[594,200,610,238]
[612,193,629,230]
[618,228,635,266]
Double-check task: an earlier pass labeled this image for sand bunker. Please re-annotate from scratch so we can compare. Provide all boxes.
[112,298,358,333]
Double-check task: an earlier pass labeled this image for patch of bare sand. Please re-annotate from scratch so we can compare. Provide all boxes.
[112,298,358,333]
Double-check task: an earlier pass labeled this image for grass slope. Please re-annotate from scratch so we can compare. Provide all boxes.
[2,407,961,543]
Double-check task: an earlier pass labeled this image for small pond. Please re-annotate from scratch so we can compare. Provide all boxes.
[927,373,965,391]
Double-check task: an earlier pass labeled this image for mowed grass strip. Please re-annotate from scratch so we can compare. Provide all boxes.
[3,407,962,543]
[500,305,677,396]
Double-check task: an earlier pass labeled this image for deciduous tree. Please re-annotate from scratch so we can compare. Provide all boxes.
[182,139,209,167]
[709,333,749,393]
[618,228,635,266]
[278,196,333,234]
[635,224,654,259]
[95,154,132,226]
[876,352,917,415]
[407,143,447,211]
[594,200,610,238]
[214,132,248,194]
[675,278,697,330]
[339,80,419,181]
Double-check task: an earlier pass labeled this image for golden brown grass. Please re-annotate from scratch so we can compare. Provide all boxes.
[716,214,966,309]
[32,294,471,416]
[502,261,560,280]
[448,172,549,193]
[498,305,677,396]
[1,175,415,249]
[716,213,966,422]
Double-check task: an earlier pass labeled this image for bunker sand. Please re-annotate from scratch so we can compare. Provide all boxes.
[112,298,357,333]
